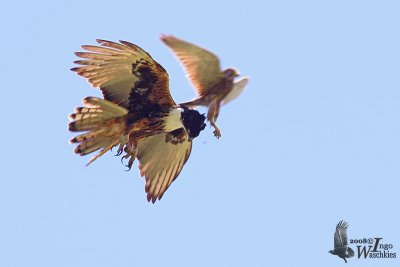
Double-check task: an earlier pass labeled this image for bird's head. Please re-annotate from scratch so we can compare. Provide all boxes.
[180,106,206,140]
[223,68,240,80]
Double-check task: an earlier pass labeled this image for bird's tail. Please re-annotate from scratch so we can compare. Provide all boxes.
[347,247,355,258]
[69,97,128,165]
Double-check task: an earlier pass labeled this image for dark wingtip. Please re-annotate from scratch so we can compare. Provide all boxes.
[96,39,111,46]
[69,113,76,120]
[160,34,176,43]
[80,44,91,50]
[73,146,82,154]
[159,33,169,41]
[119,40,133,46]
[146,193,158,204]
[69,122,77,131]
[82,96,97,105]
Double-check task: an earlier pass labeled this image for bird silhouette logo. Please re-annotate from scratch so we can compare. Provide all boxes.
[329,220,355,263]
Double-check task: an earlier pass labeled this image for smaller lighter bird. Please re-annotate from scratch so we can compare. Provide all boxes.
[161,35,249,138]
[329,220,355,263]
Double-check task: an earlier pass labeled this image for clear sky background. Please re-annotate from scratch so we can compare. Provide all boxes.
[1,0,399,266]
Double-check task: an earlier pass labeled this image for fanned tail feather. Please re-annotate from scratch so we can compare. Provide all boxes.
[69,97,128,165]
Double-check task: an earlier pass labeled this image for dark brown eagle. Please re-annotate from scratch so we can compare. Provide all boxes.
[160,35,249,138]
[329,220,355,263]
[69,39,206,203]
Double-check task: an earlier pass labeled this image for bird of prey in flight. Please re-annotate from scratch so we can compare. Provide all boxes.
[329,220,355,263]
[69,39,206,203]
[160,35,249,138]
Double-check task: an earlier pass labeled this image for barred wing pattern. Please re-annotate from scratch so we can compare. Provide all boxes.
[72,39,175,109]
[136,133,192,203]
[334,220,350,249]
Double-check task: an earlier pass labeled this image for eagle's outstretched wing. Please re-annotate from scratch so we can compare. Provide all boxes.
[334,220,349,249]
[72,39,175,109]
[160,35,224,96]
[135,133,192,203]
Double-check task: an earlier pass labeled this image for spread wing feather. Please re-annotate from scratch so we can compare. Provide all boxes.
[72,39,175,109]
[135,133,192,203]
[334,220,349,249]
[222,77,249,105]
[160,35,224,96]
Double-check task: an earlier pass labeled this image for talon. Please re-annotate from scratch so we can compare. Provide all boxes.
[210,122,221,139]
[120,154,128,164]
[115,135,129,156]
[126,163,132,172]
[127,149,136,169]
[213,129,221,139]
[120,144,137,171]
[116,145,123,156]
[122,153,136,171]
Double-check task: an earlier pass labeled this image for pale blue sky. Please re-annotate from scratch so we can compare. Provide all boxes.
[1,1,399,266]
